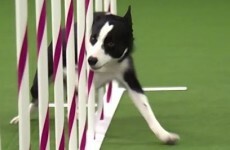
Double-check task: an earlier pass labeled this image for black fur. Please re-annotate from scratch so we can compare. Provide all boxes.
[123,58,144,93]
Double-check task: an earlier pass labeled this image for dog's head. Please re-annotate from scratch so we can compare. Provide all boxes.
[87,6,133,71]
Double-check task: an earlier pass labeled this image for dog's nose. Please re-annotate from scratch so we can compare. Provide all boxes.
[88,56,98,66]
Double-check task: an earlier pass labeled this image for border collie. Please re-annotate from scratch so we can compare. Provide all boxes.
[11,6,179,144]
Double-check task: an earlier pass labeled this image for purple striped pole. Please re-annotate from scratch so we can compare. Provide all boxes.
[35,0,50,149]
[86,0,96,144]
[51,0,65,149]
[95,0,118,122]
[77,0,87,149]
[64,0,78,149]
[108,3,118,96]
[99,0,117,121]
[98,0,112,121]
[104,0,112,105]
[106,82,112,102]
[95,0,103,11]
[15,0,30,149]
[110,0,117,14]
[94,0,105,121]
[104,0,118,103]
[104,0,111,12]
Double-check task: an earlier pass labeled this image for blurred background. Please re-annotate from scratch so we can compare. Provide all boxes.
[0,0,230,149]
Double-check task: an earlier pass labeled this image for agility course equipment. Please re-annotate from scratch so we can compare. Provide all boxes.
[65,0,78,149]
[35,0,50,149]
[51,0,65,148]
[15,0,187,149]
[15,0,30,149]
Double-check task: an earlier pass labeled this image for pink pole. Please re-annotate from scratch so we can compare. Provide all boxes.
[86,0,96,144]
[77,0,87,149]
[106,82,112,102]
[15,0,30,149]
[105,0,117,103]
[102,0,116,120]
[35,0,50,149]
[64,0,78,149]
[51,0,65,149]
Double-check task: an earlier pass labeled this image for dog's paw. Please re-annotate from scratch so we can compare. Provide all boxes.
[159,132,180,145]
[10,116,19,124]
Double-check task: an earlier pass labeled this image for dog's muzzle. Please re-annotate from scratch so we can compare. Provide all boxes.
[88,56,103,70]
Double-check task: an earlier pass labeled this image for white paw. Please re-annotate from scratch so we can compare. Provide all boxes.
[159,132,180,145]
[10,116,19,124]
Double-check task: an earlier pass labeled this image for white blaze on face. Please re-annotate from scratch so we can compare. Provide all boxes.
[88,22,114,69]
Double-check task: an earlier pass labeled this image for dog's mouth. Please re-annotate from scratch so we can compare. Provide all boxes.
[90,65,103,70]
[90,62,109,71]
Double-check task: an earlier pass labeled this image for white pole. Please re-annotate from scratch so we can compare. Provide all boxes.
[77,0,87,149]
[51,0,65,149]
[95,0,105,122]
[110,0,117,14]
[96,87,105,121]
[104,0,110,12]
[95,0,103,11]
[35,0,50,149]
[143,86,188,92]
[109,0,119,90]
[15,0,30,149]
[86,0,96,144]
[64,0,78,149]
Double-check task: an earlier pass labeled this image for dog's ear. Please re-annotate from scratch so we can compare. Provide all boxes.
[123,6,132,26]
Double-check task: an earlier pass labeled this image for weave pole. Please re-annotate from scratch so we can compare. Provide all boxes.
[86,0,96,145]
[15,0,30,149]
[96,0,117,122]
[104,0,118,103]
[51,0,65,149]
[64,0,78,149]
[95,0,103,11]
[77,0,87,149]
[94,0,105,122]
[93,0,126,149]
[97,0,112,122]
[104,0,110,11]
[110,0,117,14]
[104,0,113,104]
[35,0,50,149]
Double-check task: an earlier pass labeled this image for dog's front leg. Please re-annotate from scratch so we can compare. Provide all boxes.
[127,89,179,144]
[122,70,179,144]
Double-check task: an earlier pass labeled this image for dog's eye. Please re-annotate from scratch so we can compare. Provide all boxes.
[107,42,115,47]
[90,35,97,44]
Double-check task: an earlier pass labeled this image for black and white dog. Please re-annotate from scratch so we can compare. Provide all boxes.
[11,7,179,144]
